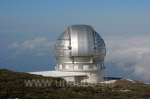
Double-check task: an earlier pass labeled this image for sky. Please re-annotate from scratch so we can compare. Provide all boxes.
[0,0,150,83]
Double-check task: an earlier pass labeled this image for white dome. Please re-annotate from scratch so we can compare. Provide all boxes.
[55,25,106,72]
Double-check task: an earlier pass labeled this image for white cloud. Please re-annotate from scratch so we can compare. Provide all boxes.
[105,36,150,81]
[10,37,55,56]
[9,35,150,81]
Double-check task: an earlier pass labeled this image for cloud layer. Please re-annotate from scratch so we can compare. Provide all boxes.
[105,36,150,81]
[10,37,55,57]
[10,36,150,82]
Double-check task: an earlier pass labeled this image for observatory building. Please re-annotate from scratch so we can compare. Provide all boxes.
[31,25,106,83]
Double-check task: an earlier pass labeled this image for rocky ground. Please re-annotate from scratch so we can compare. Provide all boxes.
[0,69,150,99]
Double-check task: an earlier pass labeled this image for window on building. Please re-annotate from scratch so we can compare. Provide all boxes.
[57,64,59,69]
[74,65,78,70]
[101,48,106,55]
[83,65,89,70]
[59,64,62,69]
[101,63,105,69]
[66,65,69,69]
[93,65,97,70]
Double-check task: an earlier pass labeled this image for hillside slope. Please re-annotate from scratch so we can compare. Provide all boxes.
[0,69,150,99]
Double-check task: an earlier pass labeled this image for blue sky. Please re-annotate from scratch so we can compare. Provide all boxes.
[0,0,150,82]
[1,0,150,34]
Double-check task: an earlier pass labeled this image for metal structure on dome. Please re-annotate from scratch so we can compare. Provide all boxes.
[54,25,106,83]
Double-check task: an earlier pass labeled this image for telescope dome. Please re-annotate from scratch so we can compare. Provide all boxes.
[55,25,106,72]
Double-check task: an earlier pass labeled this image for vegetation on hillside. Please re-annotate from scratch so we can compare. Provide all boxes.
[0,69,150,99]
